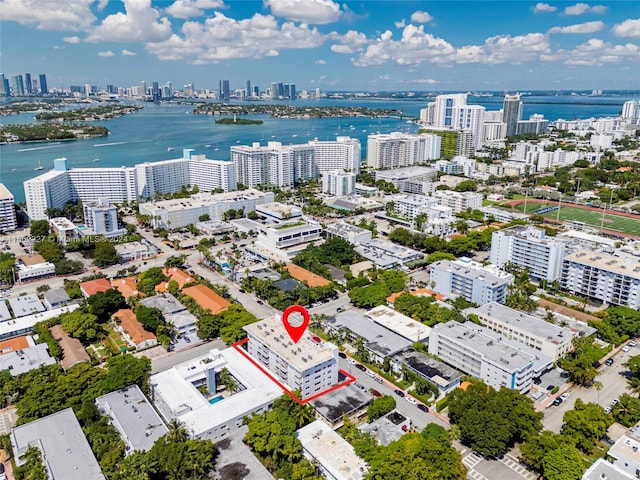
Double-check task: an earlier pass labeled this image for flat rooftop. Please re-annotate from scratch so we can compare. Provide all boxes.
[95,385,169,454]
[582,459,635,480]
[467,302,574,344]
[244,314,337,372]
[297,419,368,480]
[375,166,437,181]
[431,259,512,286]
[323,311,411,358]
[609,434,640,465]
[150,347,282,438]
[433,321,535,371]
[0,343,56,376]
[564,250,640,280]
[140,189,269,211]
[140,292,187,315]
[366,305,432,342]
[392,348,463,387]
[0,300,11,321]
[359,239,422,262]
[8,294,45,317]
[256,202,302,218]
[11,408,105,480]
[311,383,372,425]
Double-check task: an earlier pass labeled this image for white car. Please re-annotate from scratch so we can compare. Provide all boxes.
[365,370,376,378]
[630,341,638,347]
[611,398,619,406]
[604,406,612,413]
[405,396,417,405]
[560,393,570,401]
[347,358,356,365]
[623,346,631,352]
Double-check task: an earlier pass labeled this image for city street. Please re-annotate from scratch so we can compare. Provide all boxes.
[542,343,640,432]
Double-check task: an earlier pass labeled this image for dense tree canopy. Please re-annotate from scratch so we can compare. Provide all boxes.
[367,395,396,422]
[561,399,612,452]
[292,237,363,279]
[349,270,408,308]
[196,304,257,344]
[394,293,464,326]
[93,241,122,267]
[87,289,126,321]
[447,381,542,457]
[61,309,103,344]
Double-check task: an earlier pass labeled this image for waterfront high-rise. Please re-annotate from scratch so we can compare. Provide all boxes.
[622,100,639,120]
[24,150,237,220]
[503,94,523,137]
[288,83,296,100]
[152,82,160,102]
[245,80,251,98]
[270,82,278,99]
[10,75,25,96]
[367,132,441,169]
[219,80,230,101]
[38,74,48,94]
[431,93,468,128]
[0,184,18,232]
[0,74,9,96]
[24,74,32,95]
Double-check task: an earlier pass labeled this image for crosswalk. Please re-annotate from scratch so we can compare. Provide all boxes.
[462,451,538,480]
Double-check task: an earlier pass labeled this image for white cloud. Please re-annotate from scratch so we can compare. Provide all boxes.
[415,78,439,84]
[395,19,405,28]
[0,0,96,31]
[98,50,114,57]
[315,59,327,64]
[410,10,432,24]
[87,0,173,43]
[63,35,81,43]
[548,21,604,34]
[146,12,325,62]
[612,18,640,38]
[165,0,225,19]
[564,3,607,15]
[541,38,640,65]
[264,0,342,24]
[533,3,557,13]
[329,29,368,54]
[481,33,550,64]
[122,49,137,55]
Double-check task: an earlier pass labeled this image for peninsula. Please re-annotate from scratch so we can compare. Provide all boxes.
[35,104,143,121]
[0,123,109,142]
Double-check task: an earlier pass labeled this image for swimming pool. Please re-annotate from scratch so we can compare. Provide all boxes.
[208,395,224,405]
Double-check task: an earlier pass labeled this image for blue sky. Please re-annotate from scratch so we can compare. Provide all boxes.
[1,0,639,92]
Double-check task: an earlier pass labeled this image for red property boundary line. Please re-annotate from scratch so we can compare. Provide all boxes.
[231,337,356,405]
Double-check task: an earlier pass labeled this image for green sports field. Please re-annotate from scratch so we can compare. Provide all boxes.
[513,202,640,236]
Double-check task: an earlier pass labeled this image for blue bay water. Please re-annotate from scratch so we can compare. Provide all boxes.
[0,95,634,203]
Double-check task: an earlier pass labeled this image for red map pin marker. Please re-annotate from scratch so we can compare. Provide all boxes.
[282,305,310,344]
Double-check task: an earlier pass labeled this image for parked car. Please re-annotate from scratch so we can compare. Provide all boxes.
[560,393,570,401]
[546,384,556,391]
[371,389,382,398]
[338,352,347,359]
[604,406,612,413]
[406,396,417,405]
[605,358,614,366]
[374,377,383,384]
[347,358,356,365]
[611,398,619,406]
[630,341,638,347]
[365,370,375,378]
[355,364,367,372]
[417,404,429,413]
[623,345,631,352]
[394,389,405,397]
[533,377,542,385]
[552,398,563,406]
[336,306,345,312]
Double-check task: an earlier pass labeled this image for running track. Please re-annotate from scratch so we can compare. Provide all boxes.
[503,199,640,240]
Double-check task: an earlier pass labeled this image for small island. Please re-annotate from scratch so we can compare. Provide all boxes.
[35,104,143,121]
[0,123,109,143]
[189,103,404,119]
[215,117,263,125]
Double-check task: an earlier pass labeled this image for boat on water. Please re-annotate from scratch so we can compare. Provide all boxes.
[34,160,44,171]
[167,147,175,151]
[92,158,100,162]
[11,168,16,171]
[205,144,212,148]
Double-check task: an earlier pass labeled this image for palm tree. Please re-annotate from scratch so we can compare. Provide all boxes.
[167,418,189,442]
[593,381,603,404]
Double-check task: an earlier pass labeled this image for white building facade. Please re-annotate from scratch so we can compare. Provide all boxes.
[0,184,17,232]
[366,132,441,169]
[322,170,356,196]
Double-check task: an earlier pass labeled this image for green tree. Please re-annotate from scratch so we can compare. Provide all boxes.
[29,219,50,237]
[540,444,584,480]
[612,393,640,427]
[87,289,126,321]
[93,241,121,267]
[367,395,396,422]
[136,267,167,296]
[61,309,102,344]
[561,399,612,452]
[134,306,165,333]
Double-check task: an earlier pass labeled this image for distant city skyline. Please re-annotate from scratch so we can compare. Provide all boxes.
[1,1,639,92]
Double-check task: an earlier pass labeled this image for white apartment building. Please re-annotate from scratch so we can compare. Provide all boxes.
[430,259,513,305]
[429,321,535,393]
[257,221,323,255]
[324,222,372,246]
[307,136,361,173]
[232,138,360,188]
[366,132,441,169]
[433,190,482,213]
[467,302,575,361]
[82,199,126,238]
[561,250,640,309]
[391,194,455,235]
[374,166,438,195]
[244,314,339,399]
[590,133,615,150]
[24,151,237,220]
[139,190,274,230]
[490,226,567,282]
[355,239,422,269]
[0,184,17,232]
[49,217,79,245]
[622,100,639,120]
[17,261,56,282]
[322,170,356,196]
[393,194,439,220]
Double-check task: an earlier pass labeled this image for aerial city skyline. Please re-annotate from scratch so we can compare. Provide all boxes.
[1,0,639,91]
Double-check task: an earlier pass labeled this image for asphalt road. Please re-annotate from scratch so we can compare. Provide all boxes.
[337,356,450,431]
[542,343,640,432]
